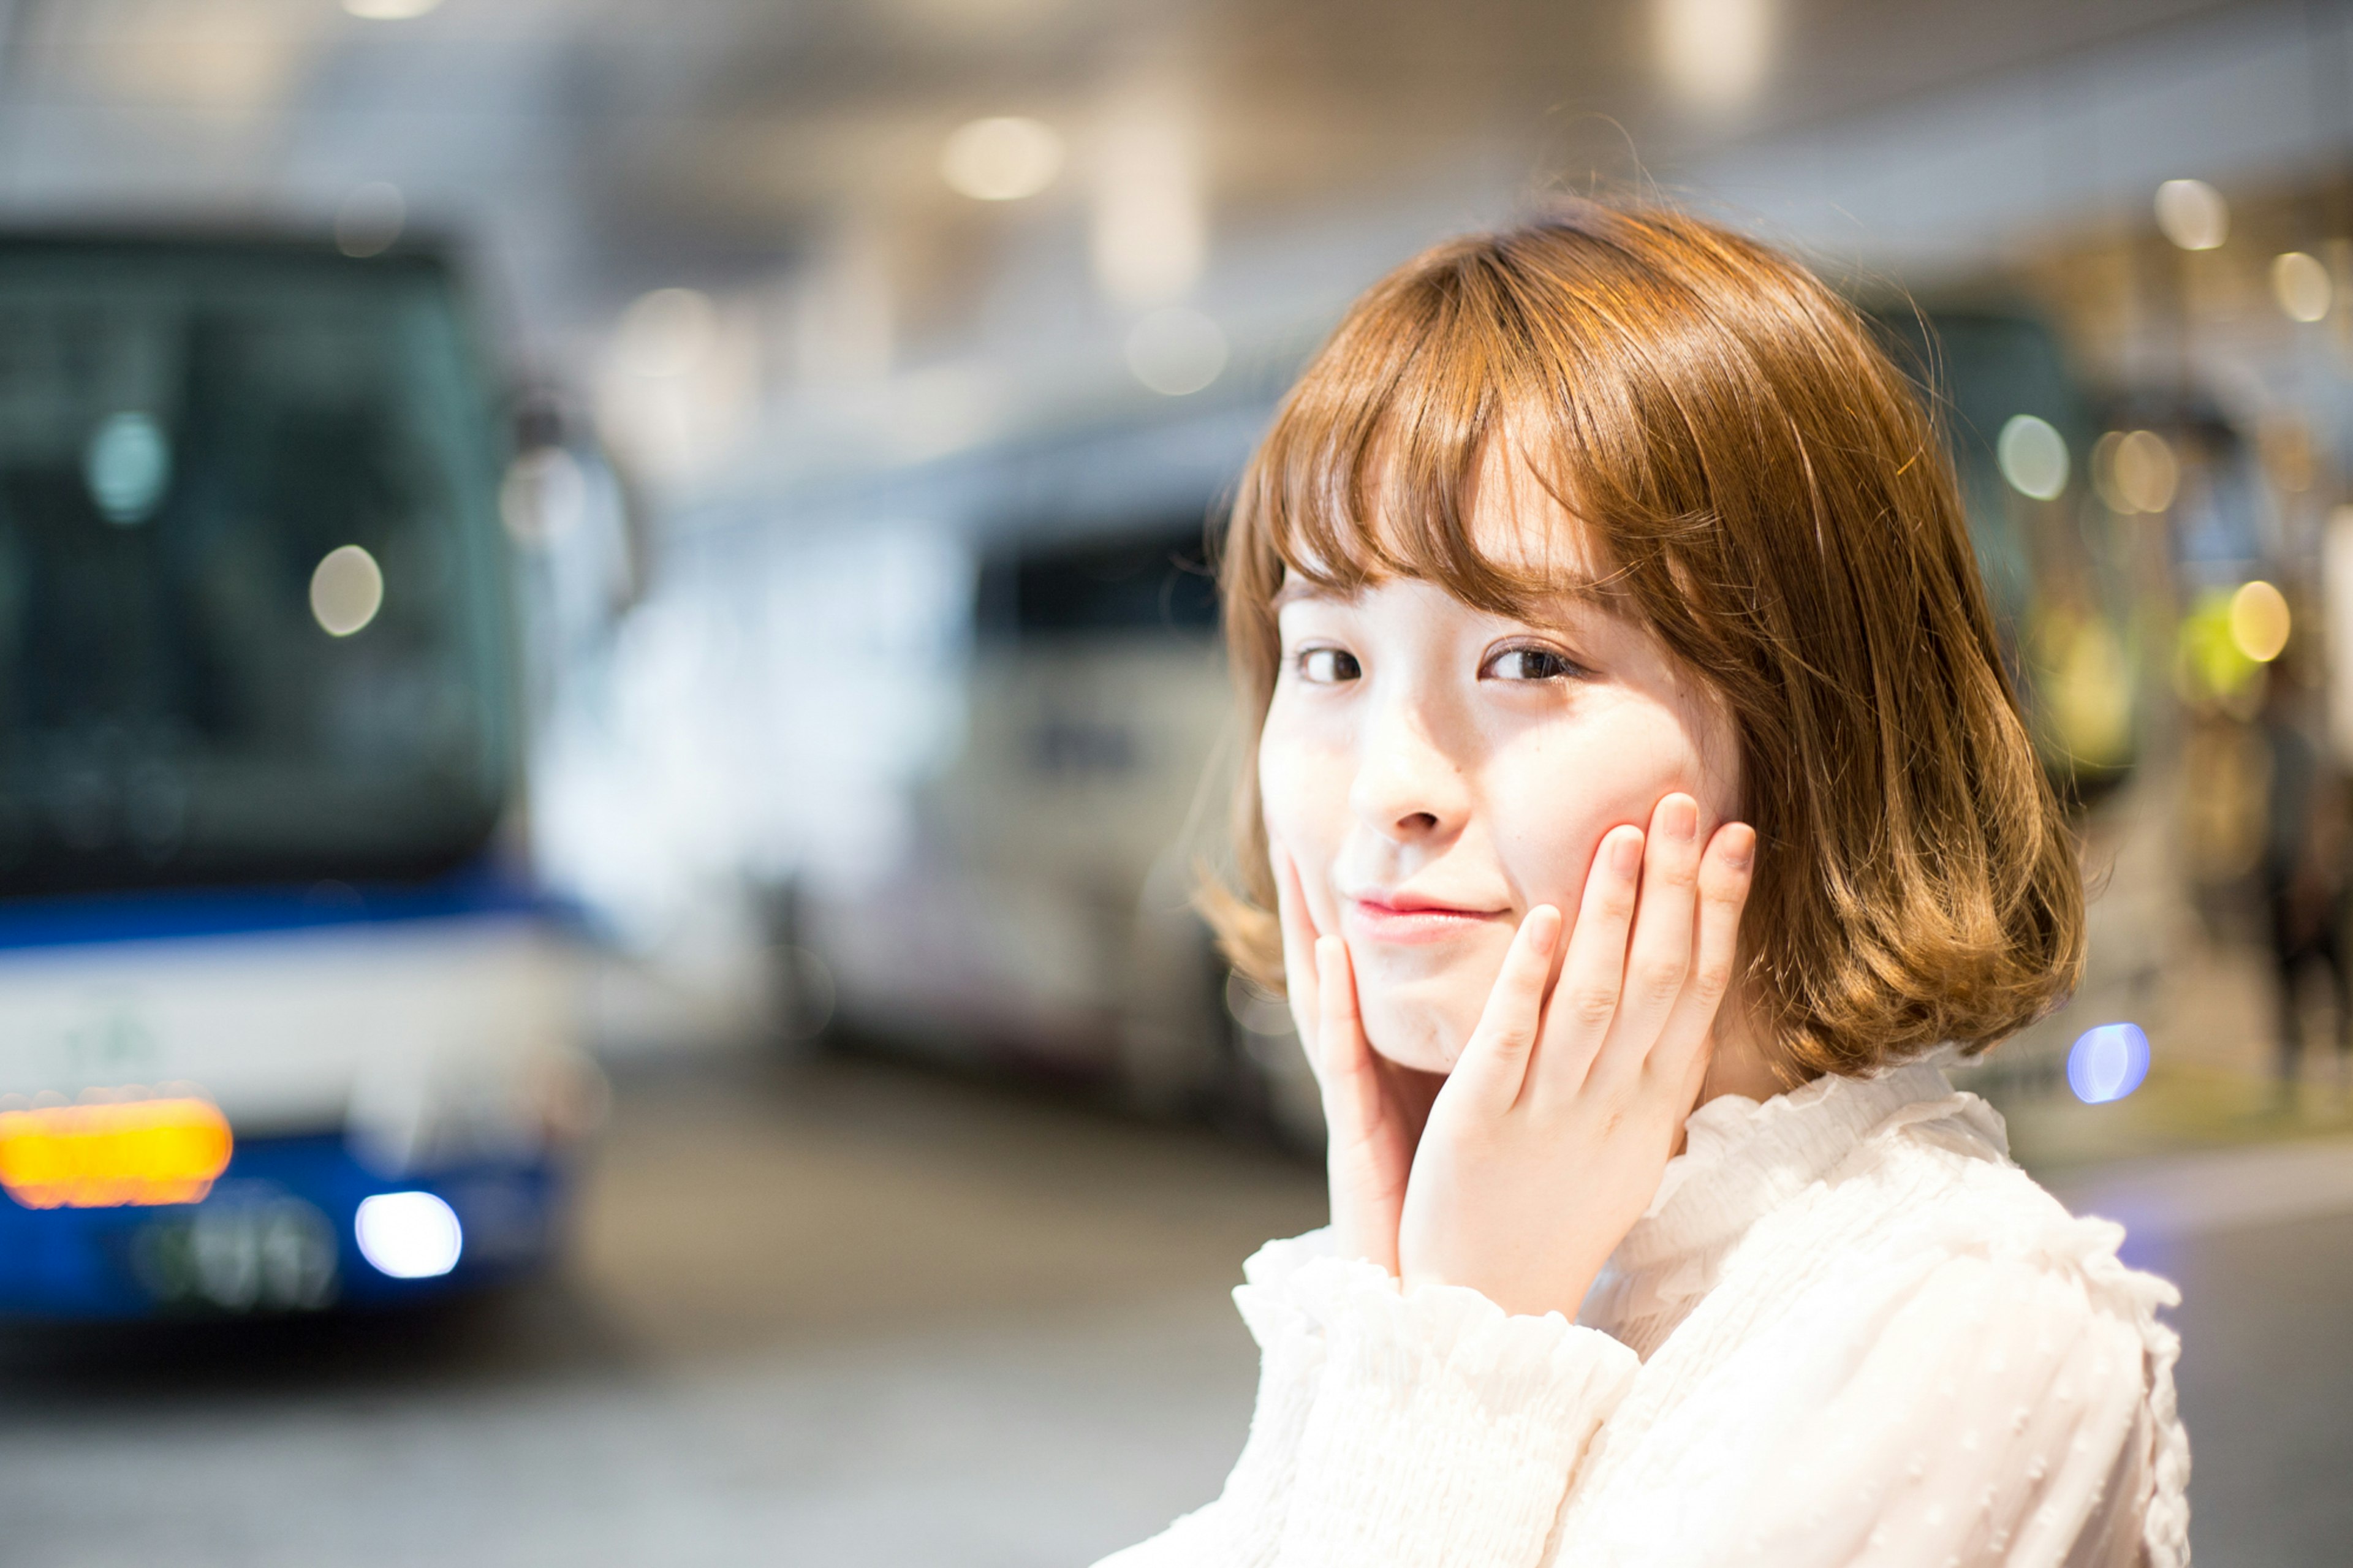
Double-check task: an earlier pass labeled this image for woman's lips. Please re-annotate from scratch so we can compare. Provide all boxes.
[1344,897,1504,945]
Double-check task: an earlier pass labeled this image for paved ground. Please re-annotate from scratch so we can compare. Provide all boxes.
[0,1051,2346,1567]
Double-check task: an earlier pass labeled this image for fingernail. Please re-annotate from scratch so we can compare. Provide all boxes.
[1722,824,1756,871]
[1664,794,1699,843]
[1611,828,1643,876]
[1525,906,1561,955]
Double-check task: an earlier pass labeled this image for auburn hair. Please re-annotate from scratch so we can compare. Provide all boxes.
[1205,202,2084,1080]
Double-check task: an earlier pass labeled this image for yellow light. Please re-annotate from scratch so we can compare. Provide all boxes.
[2272,251,2333,322]
[2229,580,2291,663]
[2113,430,2180,514]
[0,1097,233,1210]
[2155,179,2229,251]
[1656,0,1774,111]
[940,116,1063,202]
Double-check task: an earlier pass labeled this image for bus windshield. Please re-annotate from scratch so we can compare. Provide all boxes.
[0,239,515,898]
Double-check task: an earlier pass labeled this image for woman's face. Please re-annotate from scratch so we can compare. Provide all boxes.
[1258,451,1741,1074]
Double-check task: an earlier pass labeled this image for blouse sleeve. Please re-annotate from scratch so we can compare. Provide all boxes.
[1548,1215,2188,1568]
[1267,1253,1643,1568]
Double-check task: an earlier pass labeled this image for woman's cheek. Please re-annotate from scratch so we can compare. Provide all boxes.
[1492,714,1701,904]
[1257,725,1346,925]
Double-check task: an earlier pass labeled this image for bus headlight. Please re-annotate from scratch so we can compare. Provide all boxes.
[354,1191,463,1279]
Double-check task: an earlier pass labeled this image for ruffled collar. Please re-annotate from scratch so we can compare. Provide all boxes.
[1580,1059,2004,1341]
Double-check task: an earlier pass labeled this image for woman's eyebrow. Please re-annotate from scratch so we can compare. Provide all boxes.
[1267,569,1621,615]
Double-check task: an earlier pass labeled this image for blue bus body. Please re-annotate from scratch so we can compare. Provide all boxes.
[0,235,593,1318]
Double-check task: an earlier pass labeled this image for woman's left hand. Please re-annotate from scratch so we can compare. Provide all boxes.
[1395,793,1756,1320]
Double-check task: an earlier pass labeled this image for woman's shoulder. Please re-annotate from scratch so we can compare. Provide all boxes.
[1703,1078,2184,1404]
[1742,1080,2178,1326]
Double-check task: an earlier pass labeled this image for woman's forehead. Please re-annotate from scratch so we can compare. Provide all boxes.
[1461,437,1605,579]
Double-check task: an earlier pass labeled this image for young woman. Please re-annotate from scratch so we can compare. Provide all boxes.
[1101,205,2187,1567]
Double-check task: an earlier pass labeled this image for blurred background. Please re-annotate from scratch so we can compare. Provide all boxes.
[1,0,2351,1562]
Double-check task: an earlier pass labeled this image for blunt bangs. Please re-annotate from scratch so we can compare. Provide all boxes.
[1249,248,1664,624]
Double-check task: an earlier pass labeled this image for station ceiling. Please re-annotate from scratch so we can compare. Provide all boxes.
[0,0,2260,257]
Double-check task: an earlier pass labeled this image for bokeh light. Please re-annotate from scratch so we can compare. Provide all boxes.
[615,287,718,379]
[1996,414,2069,499]
[1091,96,1204,304]
[0,1094,233,1209]
[310,544,385,637]
[2067,1022,2151,1104]
[342,0,442,17]
[354,1191,464,1279]
[335,181,406,257]
[1124,306,1227,395]
[501,447,589,545]
[940,116,1064,201]
[2112,429,2180,513]
[2228,579,2291,662]
[2271,250,2332,322]
[1654,0,1774,110]
[2155,178,2229,250]
[82,411,171,525]
[2178,587,2265,706]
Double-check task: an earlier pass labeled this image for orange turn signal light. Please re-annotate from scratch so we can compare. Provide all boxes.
[0,1097,234,1210]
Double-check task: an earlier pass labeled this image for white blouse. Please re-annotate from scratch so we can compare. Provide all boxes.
[1098,1062,2189,1567]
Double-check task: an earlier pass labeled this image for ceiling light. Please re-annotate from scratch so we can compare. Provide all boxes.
[2272,251,2332,322]
[1656,0,1773,111]
[941,117,1063,202]
[1091,97,1203,305]
[1126,308,1227,396]
[2154,180,2229,251]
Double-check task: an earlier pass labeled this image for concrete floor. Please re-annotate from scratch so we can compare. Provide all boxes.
[0,1053,2346,1567]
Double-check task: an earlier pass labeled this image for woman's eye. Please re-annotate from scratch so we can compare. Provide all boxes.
[1295,646,1362,684]
[1483,646,1582,682]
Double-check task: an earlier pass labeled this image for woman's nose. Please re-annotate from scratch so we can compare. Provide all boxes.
[1347,697,1470,844]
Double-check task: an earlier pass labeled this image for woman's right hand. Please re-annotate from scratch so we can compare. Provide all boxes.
[1273,843,1444,1274]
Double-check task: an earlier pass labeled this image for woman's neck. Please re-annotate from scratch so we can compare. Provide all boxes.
[1677,1002,1813,1155]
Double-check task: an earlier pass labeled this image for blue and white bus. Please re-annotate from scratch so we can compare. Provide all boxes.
[0,233,597,1318]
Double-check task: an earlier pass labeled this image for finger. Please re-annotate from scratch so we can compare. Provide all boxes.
[1444,904,1564,1116]
[1313,934,1381,1122]
[1581,795,1703,1094]
[1648,821,1756,1092]
[1273,846,1323,1051]
[1311,936,1401,1272]
[1529,824,1644,1099]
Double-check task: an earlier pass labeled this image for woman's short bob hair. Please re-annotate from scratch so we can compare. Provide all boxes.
[1207,201,2084,1080]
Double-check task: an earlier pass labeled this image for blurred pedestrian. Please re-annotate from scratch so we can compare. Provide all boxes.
[2254,662,2352,1106]
[1103,204,2186,1568]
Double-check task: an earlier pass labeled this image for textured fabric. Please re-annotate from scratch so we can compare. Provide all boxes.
[1097,1063,2189,1568]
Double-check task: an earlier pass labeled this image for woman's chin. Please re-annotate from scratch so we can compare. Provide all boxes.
[1358,999,1479,1075]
